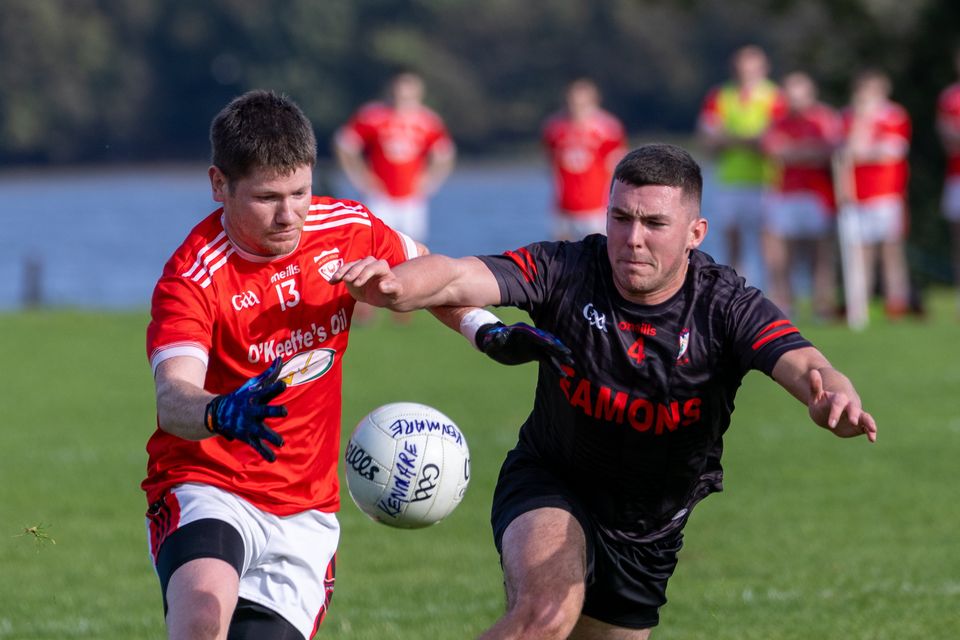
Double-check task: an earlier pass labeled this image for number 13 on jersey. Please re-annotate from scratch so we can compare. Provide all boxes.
[276,278,301,311]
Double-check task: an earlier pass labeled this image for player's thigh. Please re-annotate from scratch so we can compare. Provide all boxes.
[570,614,651,640]
[942,177,960,222]
[500,506,589,610]
[165,557,240,637]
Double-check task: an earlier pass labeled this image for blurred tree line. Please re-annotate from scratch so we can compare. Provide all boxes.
[1,0,957,281]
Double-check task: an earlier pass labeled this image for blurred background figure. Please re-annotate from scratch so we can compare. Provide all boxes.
[335,71,455,323]
[762,71,841,320]
[936,46,960,313]
[335,72,456,244]
[542,78,627,240]
[697,45,786,289]
[838,69,912,318]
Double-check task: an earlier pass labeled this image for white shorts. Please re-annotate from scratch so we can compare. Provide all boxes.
[765,192,833,239]
[708,185,765,232]
[554,209,607,240]
[943,176,960,222]
[366,194,429,242]
[146,483,339,639]
[846,195,906,244]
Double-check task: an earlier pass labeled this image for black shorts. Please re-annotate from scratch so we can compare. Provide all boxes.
[491,449,684,629]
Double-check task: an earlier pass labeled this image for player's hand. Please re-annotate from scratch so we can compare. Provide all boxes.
[475,322,574,377]
[330,257,403,308]
[205,357,288,462]
[806,369,877,443]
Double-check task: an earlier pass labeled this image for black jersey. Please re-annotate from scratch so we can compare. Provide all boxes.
[477,235,811,538]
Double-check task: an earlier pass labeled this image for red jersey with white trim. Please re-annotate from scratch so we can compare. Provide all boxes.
[542,110,627,214]
[763,103,841,211]
[143,196,416,516]
[937,83,960,176]
[336,102,454,198]
[841,103,911,202]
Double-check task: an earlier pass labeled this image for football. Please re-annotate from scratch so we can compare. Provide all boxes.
[344,402,470,529]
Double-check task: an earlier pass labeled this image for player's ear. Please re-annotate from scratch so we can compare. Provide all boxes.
[209,166,228,203]
[687,214,708,250]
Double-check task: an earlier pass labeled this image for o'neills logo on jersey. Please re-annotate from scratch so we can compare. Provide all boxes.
[559,366,702,435]
[270,264,300,284]
[278,348,336,387]
[231,290,260,311]
[314,248,344,282]
[618,320,656,336]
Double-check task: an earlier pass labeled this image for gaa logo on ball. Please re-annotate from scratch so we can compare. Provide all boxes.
[344,402,470,529]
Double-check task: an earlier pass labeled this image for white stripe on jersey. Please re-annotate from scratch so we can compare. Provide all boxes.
[306,209,371,222]
[150,342,209,375]
[196,246,236,288]
[303,217,373,231]
[397,230,418,260]
[182,231,227,278]
[309,201,369,213]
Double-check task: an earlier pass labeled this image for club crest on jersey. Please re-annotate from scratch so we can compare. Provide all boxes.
[314,249,344,282]
[582,303,608,333]
[676,328,690,365]
[278,348,336,387]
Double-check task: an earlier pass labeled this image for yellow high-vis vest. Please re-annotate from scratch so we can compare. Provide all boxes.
[714,80,780,186]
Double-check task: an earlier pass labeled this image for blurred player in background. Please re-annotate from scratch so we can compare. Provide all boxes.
[838,69,912,318]
[335,72,455,323]
[937,46,960,312]
[698,45,786,290]
[335,143,877,640]
[143,90,427,640]
[335,71,456,244]
[762,71,841,320]
[542,78,628,240]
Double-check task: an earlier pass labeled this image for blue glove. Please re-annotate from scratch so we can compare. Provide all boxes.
[475,322,574,377]
[204,357,287,462]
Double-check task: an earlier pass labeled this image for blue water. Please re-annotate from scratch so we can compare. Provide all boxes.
[0,163,559,309]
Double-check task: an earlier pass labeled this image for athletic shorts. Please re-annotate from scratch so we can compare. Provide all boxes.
[765,192,833,239]
[366,193,429,242]
[708,184,765,233]
[849,195,906,243]
[145,483,339,639]
[943,176,960,222]
[554,209,607,240]
[491,449,684,630]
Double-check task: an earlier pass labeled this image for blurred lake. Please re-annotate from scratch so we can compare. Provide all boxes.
[0,162,564,310]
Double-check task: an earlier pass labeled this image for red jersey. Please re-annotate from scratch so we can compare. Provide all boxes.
[841,102,911,202]
[143,197,416,516]
[336,102,454,198]
[763,102,841,211]
[542,110,627,214]
[937,82,960,176]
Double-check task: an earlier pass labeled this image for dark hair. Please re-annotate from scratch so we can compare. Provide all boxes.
[611,143,703,207]
[210,90,317,182]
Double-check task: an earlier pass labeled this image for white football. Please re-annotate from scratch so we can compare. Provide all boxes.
[344,402,470,529]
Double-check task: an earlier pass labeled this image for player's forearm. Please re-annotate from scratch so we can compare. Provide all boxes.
[156,378,216,441]
[389,255,483,311]
[422,153,455,195]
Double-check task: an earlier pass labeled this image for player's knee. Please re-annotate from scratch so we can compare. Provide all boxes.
[169,590,229,639]
[506,591,581,639]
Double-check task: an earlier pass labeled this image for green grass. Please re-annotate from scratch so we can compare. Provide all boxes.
[0,293,958,639]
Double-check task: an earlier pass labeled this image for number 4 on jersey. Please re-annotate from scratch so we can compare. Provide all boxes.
[627,337,645,364]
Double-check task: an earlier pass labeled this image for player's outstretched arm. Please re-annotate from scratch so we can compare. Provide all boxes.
[771,346,877,442]
[155,356,287,461]
[332,254,502,311]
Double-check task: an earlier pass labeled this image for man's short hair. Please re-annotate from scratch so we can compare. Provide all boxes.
[611,143,703,208]
[210,90,317,183]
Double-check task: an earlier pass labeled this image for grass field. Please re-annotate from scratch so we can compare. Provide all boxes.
[0,294,958,639]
